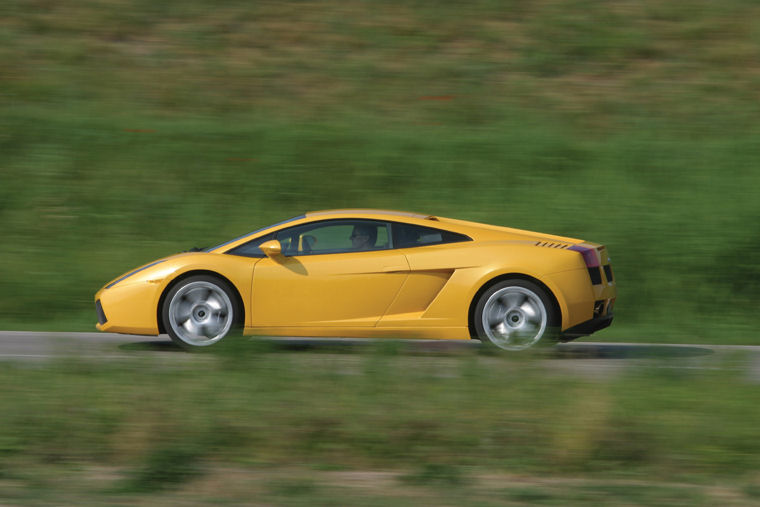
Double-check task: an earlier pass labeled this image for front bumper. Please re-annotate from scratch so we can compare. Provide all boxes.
[94,282,161,336]
[561,313,614,340]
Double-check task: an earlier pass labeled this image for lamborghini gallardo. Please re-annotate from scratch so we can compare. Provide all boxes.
[95,210,616,350]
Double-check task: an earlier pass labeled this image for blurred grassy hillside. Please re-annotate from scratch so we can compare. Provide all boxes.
[3,348,760,503]
[1,0,759,342]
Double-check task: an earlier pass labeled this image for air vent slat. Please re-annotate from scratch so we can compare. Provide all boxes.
[535,241,569,249]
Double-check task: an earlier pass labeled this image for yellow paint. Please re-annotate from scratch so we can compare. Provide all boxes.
[251,249,410,327]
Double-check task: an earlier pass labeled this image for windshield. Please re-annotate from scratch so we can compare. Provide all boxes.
[203,214,306,252]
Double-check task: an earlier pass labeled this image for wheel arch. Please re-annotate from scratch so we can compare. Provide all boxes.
[157,270,245,334]
[467,273,562,339]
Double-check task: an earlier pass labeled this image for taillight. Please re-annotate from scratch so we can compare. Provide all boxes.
[587,266,602,284]
[569,245,600,267]
[569,245,603,285]
[603,264,614,282]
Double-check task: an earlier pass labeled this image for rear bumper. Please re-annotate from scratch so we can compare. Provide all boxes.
[561,313,613,340]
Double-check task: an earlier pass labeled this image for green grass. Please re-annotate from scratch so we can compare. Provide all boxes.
[1,0,760,343]
[0,347,759,503]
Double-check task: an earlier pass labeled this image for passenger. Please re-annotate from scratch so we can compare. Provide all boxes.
[350,224,377,250]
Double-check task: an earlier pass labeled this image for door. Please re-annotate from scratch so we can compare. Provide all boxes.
[250,220,409,327]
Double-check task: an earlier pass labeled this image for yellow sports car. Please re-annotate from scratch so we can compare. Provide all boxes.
[95,209,616,351]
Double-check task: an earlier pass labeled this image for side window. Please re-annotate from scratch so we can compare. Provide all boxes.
[392,223,471,249]
[276,220,391,256]
[225,233,275,258]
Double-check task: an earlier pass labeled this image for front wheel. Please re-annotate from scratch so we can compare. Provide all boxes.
[162,275,240,349]
[474,279,559,351]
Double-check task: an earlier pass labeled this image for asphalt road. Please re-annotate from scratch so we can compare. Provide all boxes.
[1,331,759,381]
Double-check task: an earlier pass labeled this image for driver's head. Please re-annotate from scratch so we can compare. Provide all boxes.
[350,224,377,250]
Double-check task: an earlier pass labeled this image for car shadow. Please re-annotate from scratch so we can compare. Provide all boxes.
[118,338,715,360]
[552,343,715,359]
[118,337,479,354]
[254,339,716,359]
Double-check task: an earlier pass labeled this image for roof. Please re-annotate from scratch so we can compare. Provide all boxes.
[305,209,437,220]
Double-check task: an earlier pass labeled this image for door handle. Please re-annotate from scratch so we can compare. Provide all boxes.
[381,266,407,272]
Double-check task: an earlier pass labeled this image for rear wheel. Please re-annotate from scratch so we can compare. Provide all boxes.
[474,279,558,351]
[162,275,240,349]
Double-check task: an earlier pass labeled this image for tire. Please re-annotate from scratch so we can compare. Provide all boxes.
[162,275,241,349]
[474,279,559,351]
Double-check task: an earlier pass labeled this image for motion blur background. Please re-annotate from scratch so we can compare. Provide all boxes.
[2,2,760,503]
[2,0,759,342]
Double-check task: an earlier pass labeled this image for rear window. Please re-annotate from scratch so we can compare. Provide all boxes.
[392,223,471,249]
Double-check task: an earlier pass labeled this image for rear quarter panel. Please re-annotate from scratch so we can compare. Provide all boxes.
[395,241,592,330]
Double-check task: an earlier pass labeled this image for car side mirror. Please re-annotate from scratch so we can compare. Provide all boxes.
[260,239,282,257]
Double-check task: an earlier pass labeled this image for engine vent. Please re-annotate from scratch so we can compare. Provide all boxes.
[535,241,570,249]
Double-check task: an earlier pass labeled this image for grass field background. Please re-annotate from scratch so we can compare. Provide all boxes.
[2,0,760,342]
[1,345,759,503]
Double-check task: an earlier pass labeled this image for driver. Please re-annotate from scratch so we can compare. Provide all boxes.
[350,224,377,250]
